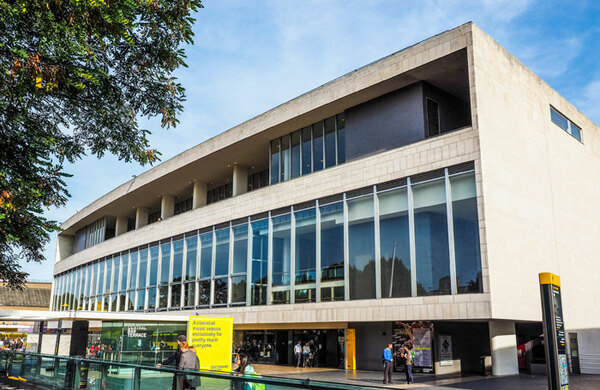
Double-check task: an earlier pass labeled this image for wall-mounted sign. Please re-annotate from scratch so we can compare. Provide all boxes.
[188,316,233,372]
[439,335,453,366]
[126,326,148,338]
[346,329,356,370]
[392,321,434,369]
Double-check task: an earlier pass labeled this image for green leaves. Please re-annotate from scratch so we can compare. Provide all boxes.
[0,0,203,287]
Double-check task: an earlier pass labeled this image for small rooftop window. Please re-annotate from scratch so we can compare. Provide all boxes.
[550,106,581,142]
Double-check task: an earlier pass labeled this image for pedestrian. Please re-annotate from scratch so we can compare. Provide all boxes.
[382,343,394,384]
[178,341,201,389]
[400,345,414,384]
[156,335,186,390]
[302,342,310,367]
[294,341,302,367]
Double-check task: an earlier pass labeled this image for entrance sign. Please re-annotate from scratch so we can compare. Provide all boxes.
[345,329,356,370]
[187,316,233,372]
[438,335,453,366]
[539,272,569,390]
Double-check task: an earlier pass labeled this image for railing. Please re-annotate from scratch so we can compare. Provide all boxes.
[0,350,377,390]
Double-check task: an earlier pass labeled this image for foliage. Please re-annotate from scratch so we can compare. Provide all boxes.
[0,0,203,288]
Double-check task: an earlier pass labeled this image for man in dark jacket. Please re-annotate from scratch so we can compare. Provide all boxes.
[156,335,187,389]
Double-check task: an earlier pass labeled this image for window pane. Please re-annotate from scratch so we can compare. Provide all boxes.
[200,232,213,278]
[120,255,128,291]
[233,224,248,274]
[214,278,228,305]
[270,139,280,184]
[111,256,119,293]
[295,208,316,284]
[231,275,246,304]
[550,107,568,131]
[337,113,345,164]
[171,283,182,308]
[451,173,482,293]
[158,285,168,309]
[138,248,148,288]
[321,285,344,302]
[97,261,106,297]
[348,196,376,300]
[251,219,268,306]
[313,121,324,172]
[414,178,451,296]
[136,289,145,311]
[128,251,138,290]
[291,130,301,179]
[295,288,316,303]
[160,243,171,285]
[215,228,230,276]
[271,290,289,305]
[281,134,290,182]
[185,236,197,281]
[184,282,195,307]
[198,280,211,306]
[320,202,344,281]
[147,287,156,310]
[571,123,582,141]
[379,188,411,298]
[272,214,291,287]
[172,239,184,282]
[324,117,336,168]
[149,246,159,286]
[301,126,312,175]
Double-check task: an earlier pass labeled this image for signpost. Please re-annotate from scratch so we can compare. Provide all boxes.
[539,272,569,390]
[187,316,233,372]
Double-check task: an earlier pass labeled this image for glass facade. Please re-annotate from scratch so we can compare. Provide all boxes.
[53,165,482,312]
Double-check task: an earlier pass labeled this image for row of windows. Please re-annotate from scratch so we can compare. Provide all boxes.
[270,113,346,185]
[53,164,482,312]
[550,106,582,142]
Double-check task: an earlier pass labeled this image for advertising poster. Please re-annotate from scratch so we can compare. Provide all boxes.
[439,335,453,366]
[392,321,434,369]
[187,316,233,372]
[346,329,356,370]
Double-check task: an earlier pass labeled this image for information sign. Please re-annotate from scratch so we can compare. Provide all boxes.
[187,316,233,372]
[346,329,356,370]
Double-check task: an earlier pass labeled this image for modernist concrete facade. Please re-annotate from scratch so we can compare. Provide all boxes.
[51,23,600,375]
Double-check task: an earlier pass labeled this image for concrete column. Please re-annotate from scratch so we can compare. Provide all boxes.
[135,207,149,229]
[55,235,74,262]
[232,165,248,196]
[161,195,175,220]
[115,216,128,236]
[489,320,519,376]
[192,181,207,209]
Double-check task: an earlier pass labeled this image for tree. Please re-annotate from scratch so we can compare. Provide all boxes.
[0,0,203,288]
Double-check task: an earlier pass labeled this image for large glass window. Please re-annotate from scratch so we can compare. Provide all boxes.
[272,214,291,287]
[184,282,195,307]
[291,130,301,179]
[215,228,230,277]
[450,172,482,293]
[148,245,159,286]
[214,278,228,305]
[185,236,197,281]
[312,121,324,172]
[200,232,213,278]
[413,178,451,296]
[119,255,128,292]
[251,219,268,306]
[231,275,246,304]
[294,208,316,285]
[324,117,336,168]
[379,188,411,298]
[281,134,290,182]
[232,224,248,274]
[136,289,146,311]
[320,202,344,282]
[128,251,138,290]
[110,256,119,294]
[147,287,156,310]
[198,280,211,306]
[158,285,168,309]
[270,139,280,184]
[172,239,184,283]
[348,196,376,300]
[301,127,312,175]
[171,283,182,308]
[159,242,171,285]
[138,248,148,288]
[337,113,345,164]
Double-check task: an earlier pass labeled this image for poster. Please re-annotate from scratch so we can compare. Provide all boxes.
[346,329,356,370]
[439,335,453,366]
[187,316,233,372]
[392,321,434,368]
[413,327,432,367]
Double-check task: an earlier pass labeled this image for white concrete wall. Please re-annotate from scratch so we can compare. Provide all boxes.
[471,25,600,331]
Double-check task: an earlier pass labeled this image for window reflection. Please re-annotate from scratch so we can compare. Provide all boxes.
[172,240,183,283]
[215,228,230,276]
[251,219,268,306]
[414,179,451,296]
[272,214,291,287]
[348,196,376,300]
[185,236,197,281]
[320,202,344,281]
[200,232,213,278]
[159,243,171,285]
[233,224,248,274]
[214,278,228,305]
[295,208,316,285]
[231,275,246,304]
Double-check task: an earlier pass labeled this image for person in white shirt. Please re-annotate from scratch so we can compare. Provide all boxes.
[294,341,302,367]
[302,343,311,367]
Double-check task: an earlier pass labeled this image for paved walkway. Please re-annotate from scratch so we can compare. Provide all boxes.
[253,364,600,389]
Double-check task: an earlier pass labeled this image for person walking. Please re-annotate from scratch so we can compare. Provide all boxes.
[178,341,201,389]
[294,341,302,367]
[401,345,414,384]
[382,343,394,384]
[156,335,186,390]
[302,342,310,367]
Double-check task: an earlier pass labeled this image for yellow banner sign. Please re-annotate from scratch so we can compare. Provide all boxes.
[187,316,233,372]
[346,328,356,370]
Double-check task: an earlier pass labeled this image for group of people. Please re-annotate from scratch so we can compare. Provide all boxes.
[382,343,414,385]
[1,336,24,351]
[85,343,113,359]
[293,340,318,367]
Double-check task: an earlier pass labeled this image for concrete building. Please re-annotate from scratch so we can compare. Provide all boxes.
[50,23,600,376]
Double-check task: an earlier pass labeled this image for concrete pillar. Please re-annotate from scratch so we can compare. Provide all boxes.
[135,207,149,229]
[55,235,74,262]
[115,216,128,236]
[489,320,519,376]
[161,195,175,220]
[232,165,248,196]
[192,181,207,209]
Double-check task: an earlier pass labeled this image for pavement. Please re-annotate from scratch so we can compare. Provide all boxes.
[253,364,600,389]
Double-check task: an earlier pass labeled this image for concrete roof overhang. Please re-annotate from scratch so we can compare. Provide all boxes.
[60,31,471,235]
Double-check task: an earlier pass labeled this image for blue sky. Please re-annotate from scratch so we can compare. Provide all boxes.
[25,0,600,281]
